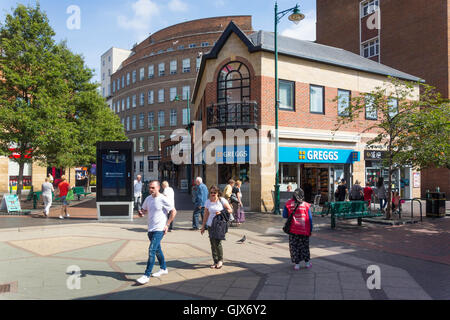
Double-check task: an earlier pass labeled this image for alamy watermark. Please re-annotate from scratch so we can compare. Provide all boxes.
[66,265,82,290]
[66,5,81,30]
[366,265,381,290]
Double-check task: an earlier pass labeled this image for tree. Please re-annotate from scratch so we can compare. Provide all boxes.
[334,78,450,219]
[0,4,126,198]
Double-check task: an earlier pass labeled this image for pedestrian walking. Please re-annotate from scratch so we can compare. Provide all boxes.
[192,177,208,230]
[57,176,71,219]
[283,188,313,270]
[363,182,374,208]
[41,178,54,217]
[392,191,400,213]
[349,180,364,201]
[223,179,235,203]
[134,175,143,212]
[234,180,245,225]
[162,181,175,231]
[377,178,387,210]
[200,185,233,269]
[47,173,54,184]
[136,181,177,285]
[334,179,348,202]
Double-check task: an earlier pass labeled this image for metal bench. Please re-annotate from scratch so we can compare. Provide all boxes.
[72,186,92,200]
[313,201,383,229]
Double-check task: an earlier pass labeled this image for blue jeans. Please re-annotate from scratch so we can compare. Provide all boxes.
[144,231,166,277]
[192,207,204,229]
[380,198,387,210]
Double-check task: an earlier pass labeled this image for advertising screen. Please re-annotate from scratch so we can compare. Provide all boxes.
[101,152,127,197]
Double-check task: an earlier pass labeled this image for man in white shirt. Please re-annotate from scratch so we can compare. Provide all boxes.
[136,181,177,285]
[134,175,143,212]
[162,181,175,232]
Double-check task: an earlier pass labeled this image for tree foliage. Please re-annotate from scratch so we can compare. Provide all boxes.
[0,3,126,197]
[334,77,450,218]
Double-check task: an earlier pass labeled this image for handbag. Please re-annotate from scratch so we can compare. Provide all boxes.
[283,202,301,235]
[209,198,231,240]
[66,189,74,202]
[230,193,239,204]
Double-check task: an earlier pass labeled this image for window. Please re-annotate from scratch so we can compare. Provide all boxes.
[310,85,325,114]
[148,90,154,104]
[139,161,144,172]
[122,99,125,111]
[140,67,145,81]
[127,73,130,86]
[121,118,125,127]
[148,136,155,152]
[102,73,105,81]
[170,87,177,101]
[108,69,111,76]
[167,47,174,52]
[196,57,201,72]
[139,137,144,153]
[158,111,165,127]
[182,108,189,125]
[182,58,190,73]
[189,43,196,48]
[157,49,165,54]
[139,113,144,129]
[148,112,154,129]
[365,95,377,120]
[170,60,177,74]
[148,65,154,79]
[132,70,136,83]
[102,87,105,97]
[182,86,190,100]
[217,61,251,104]
[148,160,154,172]
[117,78,120,91]
[102,60,105,66]
[158,63,165,76]
[126,116,130,131]
[178,45,185,50]
[337,89,351,116]
[132,115,136,130]
[362,38,379,58]
[127,97,130,109]
[132,138,136,153]
[158,89,164,103]
[121,75,125,88]
[134,161,136,171]
[201,42,209,47]
[279,80,295,111]
[170,109,177,126]
[108,56,111,62]
[112,81,116,93]
[132,95,137,108]
[388,98,398,118]
[140,93,145,106]
[361,0,379,17]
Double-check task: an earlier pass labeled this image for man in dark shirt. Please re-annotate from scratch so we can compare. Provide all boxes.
[335,179,348,202]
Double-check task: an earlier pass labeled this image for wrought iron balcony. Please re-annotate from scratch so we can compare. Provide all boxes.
[206,102,259,130]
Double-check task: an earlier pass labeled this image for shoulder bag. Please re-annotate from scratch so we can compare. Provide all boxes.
[283,202,301,235]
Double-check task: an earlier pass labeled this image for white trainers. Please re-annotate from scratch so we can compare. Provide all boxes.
[136,275,150,284]
[65,213,70,218]
[59,215,64,220]
[152,269,168,277]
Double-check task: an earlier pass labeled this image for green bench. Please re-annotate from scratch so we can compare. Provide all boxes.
[72,186,92,200]
[313,201,383,229]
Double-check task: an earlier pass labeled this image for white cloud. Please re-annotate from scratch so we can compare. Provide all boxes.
[117,0,160,41]
[280,10,316,41]
[168,0,188,12]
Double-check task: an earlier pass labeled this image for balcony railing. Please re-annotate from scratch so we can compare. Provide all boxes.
[206,102,258,130]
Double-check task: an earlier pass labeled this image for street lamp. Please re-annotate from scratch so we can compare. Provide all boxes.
[273,2,305,215]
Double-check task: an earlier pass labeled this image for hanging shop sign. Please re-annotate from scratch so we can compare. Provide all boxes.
[279,147,360,164]
[216,146,250,164]
[364,150,387,160]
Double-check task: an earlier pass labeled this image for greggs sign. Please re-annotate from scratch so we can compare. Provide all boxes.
[280,147,360,164]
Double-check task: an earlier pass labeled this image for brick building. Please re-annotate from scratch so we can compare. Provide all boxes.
[191,22,422,212]
[109,16,253,190]
[316,0,450,197]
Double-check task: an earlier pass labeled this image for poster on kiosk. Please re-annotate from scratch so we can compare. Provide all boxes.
[96,141,134,221]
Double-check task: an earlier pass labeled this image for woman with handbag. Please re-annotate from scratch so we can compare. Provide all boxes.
[283,188,313,270]
[200,185,233,269]
[234,180,245,225]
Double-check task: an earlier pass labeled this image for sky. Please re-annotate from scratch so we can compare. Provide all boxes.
[0,0,317,84]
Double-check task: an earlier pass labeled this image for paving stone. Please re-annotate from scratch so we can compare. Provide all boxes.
[383,287,432,300]
[314,291,344,300]
[342,289,372,300]
[225,287,254,299]
[381,276,423,289]
[260,284,287,294]
[286,291,315,300]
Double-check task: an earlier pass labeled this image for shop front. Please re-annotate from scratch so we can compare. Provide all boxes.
[279,147,360,203]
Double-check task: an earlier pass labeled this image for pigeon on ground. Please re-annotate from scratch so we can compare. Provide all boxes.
[236,235,246,244]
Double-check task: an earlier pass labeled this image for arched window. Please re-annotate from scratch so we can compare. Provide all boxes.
[217,61,250,104]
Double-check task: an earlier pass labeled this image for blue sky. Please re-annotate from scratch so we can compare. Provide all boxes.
[0,0,317,84]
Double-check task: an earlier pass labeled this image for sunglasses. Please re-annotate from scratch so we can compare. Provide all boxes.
[210,192,217,195]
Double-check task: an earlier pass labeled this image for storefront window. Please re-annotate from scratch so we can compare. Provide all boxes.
[218,164,249,185]
[281,164,299,190]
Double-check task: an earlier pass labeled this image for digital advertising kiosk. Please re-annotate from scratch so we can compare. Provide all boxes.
[96,141,134,221]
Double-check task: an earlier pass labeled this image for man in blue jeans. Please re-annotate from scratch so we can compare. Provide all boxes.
[192,177,208,230]
[137,181,177,285]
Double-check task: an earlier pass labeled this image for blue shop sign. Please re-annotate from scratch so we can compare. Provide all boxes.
[280,147,360,164]
[216,146,250,164]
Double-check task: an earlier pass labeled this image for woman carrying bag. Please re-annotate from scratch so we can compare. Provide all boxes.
[283,188,313,270]
[201,185,233,269]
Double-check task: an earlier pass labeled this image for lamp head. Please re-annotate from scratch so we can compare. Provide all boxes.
[288,5,305,25]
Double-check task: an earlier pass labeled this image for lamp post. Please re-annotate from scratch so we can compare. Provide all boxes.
[273,1,304,215]
[175,88,191,193]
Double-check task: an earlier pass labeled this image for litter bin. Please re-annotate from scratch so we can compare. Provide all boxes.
[426,192,446,218]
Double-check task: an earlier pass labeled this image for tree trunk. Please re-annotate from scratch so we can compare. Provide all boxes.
[17,161,24,201]
[386,165,393,220]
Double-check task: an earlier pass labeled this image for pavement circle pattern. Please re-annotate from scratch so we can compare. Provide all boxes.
[0,220,435,300]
